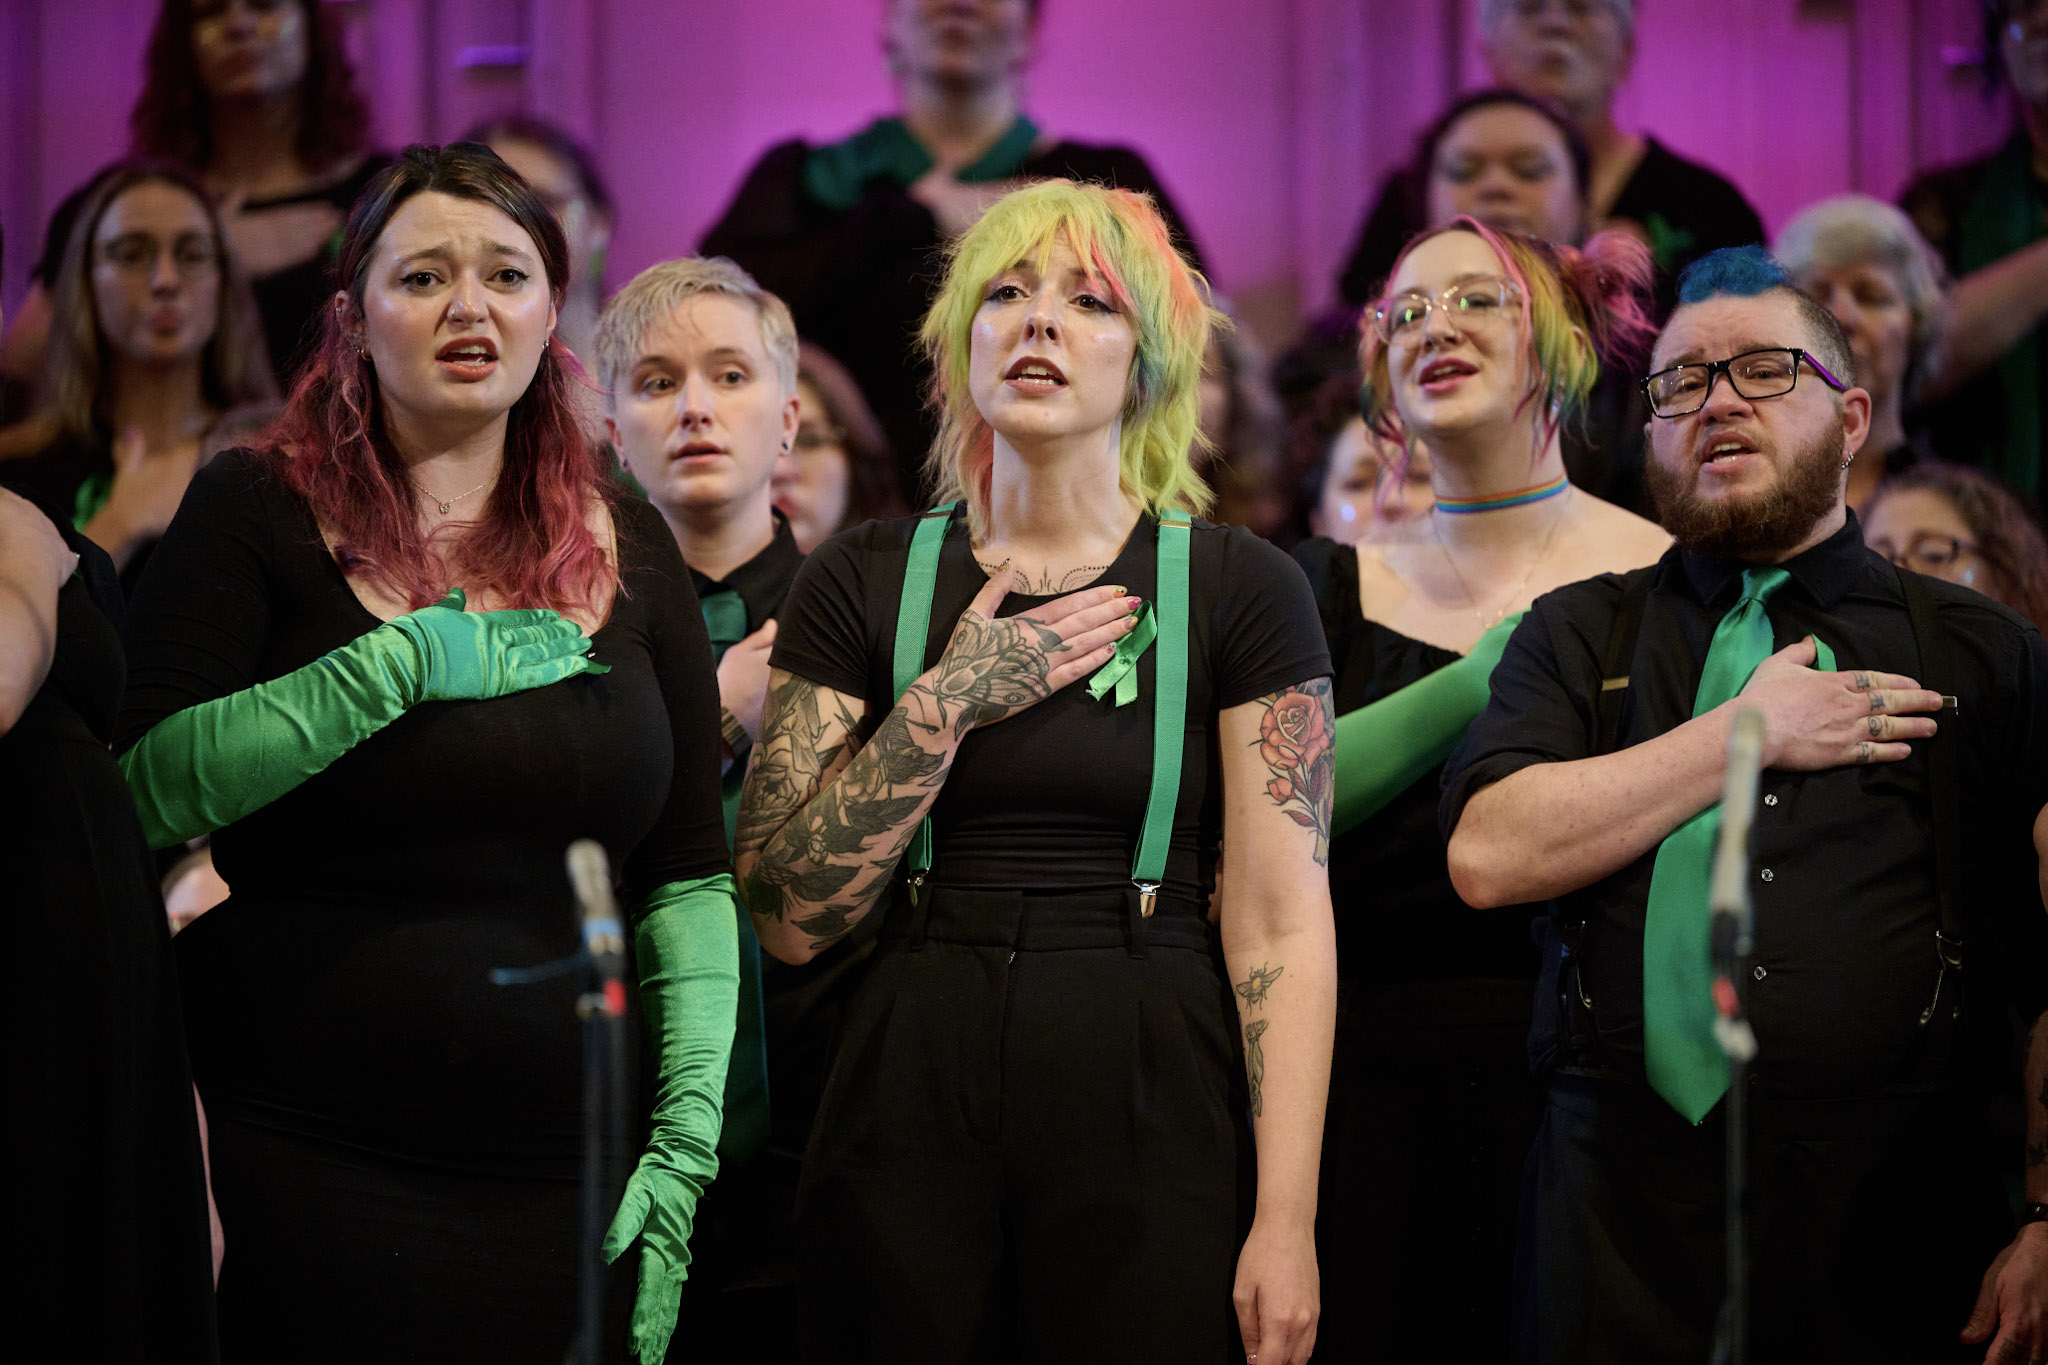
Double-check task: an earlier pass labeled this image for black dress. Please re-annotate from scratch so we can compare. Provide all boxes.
[1293,538,1540,1365]
[0,518,217,1363]
[114,450,730,1364]
[701,138,1205,508]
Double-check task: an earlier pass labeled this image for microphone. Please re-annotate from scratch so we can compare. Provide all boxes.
[1708,706,1765,1061]
[566,839,627,1017]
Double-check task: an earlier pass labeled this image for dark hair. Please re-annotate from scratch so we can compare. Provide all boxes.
[1416,88,1592,220]
[1674,245,1858,386]
[796,341,903,529]
[30,160,276,452]
[1869,462,2048,632]
[130,0,371,171]
[462,114,615,218]
[268,143,614,615]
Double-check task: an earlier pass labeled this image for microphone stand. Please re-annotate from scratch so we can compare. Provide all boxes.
[489,840,631,1365]
[1708,707,1764,1365]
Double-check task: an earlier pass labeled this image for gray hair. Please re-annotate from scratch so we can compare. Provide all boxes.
[1774,194,1949,403]
[594,255,799,399]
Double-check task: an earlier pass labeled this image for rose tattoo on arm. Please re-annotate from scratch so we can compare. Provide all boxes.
[1251,678,1335,865]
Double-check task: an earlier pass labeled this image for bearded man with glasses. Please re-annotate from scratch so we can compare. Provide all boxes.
[1443,246,2048,1364]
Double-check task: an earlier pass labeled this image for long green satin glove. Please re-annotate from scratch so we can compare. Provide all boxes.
[119,588,602,848]
[1332,611,1523,837]
[603,874,740,1364]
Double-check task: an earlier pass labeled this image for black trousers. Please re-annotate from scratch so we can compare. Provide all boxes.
[796,885,1251,1364]
[1517,1072,2010,1365]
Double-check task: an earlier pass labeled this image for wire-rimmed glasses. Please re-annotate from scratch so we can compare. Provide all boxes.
[1368,277,1524,344]
[1641,347,1848,419]
[1872,531,1981,578]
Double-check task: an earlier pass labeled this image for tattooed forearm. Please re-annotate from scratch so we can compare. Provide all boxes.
[1234,960,1286,1120]
[735,673,863,868]
[1250,677,1335,866]
[1235,962,1284,1008]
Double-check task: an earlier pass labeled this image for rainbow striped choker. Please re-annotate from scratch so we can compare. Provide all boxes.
[1434,471,1571,515]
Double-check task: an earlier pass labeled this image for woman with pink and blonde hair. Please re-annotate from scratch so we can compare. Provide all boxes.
[1293,217,1670,1360]
[111,143,736,1364]
[739,178,1334,1363]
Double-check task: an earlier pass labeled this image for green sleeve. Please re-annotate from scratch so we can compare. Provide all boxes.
[603,874,740,1363]
[1332,611,1523,837]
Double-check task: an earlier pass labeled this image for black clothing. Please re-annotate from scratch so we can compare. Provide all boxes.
[1901,132,2048,483]
[4,428,158,597]
[1292,538,1538,1364]
[769,509,1328,1355]
[115,450,729,1363]
[35,158,390,387]
[1337,135,1766,318]
[773,509,1330,906]
[1441,515,2048,1363]
[798,885,1250,1365]
[701,140,1205,509]
[2,521,217,1364]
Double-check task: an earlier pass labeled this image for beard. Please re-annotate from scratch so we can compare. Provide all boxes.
[1646,423,1846,559]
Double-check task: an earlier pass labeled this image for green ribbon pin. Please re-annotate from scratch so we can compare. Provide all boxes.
[1085,599,1156,707]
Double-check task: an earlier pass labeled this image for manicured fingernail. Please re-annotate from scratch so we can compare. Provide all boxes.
[1127,595,1143,613]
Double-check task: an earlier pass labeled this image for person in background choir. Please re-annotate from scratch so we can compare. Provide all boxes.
[468,115,615,364]
[1864,461,2048,634]
[739,178,1332,1365]
[1310,414,1435,545]
[1776,195,1950,510]
[0,228,220,1365]
[1197,312,1291,541]
[1339,0,1763,315]
[112,144,735,1365]
[1293,218,1668,1363]
[1900,0,2048,494]
[0,162,277,595]
[701,0,1205,511]
[0,0,384,398]
[775,342,906,554]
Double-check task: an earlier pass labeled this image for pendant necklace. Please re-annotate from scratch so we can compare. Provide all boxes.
[411,472,494,516]
[1430,482,1573,631]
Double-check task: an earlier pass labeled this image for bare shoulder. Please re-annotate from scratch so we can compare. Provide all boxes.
[1565,493,1671,574]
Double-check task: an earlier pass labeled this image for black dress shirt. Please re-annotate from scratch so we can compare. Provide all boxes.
[685,509,807,635]
[1442,515,2048,1099]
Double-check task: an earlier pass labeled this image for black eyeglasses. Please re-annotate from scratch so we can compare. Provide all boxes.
[1872,531,1980,577]
[1641,347,1848,419]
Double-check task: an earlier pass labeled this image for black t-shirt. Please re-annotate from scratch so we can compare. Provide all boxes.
[770,508,1330,909]
[1338,135,1765,318]
[1441,516,2048,1098]
[114,448,728,1162]
[700,139,1205,510]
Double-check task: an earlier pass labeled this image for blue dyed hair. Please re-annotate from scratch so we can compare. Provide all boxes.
[1666,244,1856,386]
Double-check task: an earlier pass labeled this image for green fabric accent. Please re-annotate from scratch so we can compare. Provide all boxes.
[118,588,598,850]
[1956,134,2045,495]
[1641,212,1697,273]
[1133,513,1191,887]
[1330,612,1521,838]
[893,504,956,880]
[1084,599,1155,706]
[699,588,748,652]
[1643,572,1833,1121]
[72,469,112,531]
[801,115,1042,212]
[603,874,740,1364]
[701,587,769,1164]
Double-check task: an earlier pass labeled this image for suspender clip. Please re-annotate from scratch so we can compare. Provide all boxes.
[1134,880,1159,919]
[1918,930,1966,1026]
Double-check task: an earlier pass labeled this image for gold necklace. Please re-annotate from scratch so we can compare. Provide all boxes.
[1429,487,1573,631]
[410,472,495,516]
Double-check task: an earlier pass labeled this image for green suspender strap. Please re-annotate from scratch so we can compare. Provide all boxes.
[889,504,1192,916]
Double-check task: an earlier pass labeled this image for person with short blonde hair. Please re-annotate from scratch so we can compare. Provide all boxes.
[739,178,1334,1363]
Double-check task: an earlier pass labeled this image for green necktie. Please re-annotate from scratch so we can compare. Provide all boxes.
[1642,567,1834,1121]
[697,586,770,1161]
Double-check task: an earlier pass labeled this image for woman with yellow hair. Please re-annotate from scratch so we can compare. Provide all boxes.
[736,179,1335,1363]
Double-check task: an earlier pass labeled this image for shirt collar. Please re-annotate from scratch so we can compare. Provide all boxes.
[1678,511,1869,611]
[688,510,805,621]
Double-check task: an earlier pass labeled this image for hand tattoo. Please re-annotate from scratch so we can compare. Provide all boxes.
[1854,741,1873,764]
[922,608,1063,738]
[1250,678,1335,865]
[1852,671,1872,690]
[1868,715,1885,738]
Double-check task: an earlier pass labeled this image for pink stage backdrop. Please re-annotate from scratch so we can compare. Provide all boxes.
[0,0,2019,353]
